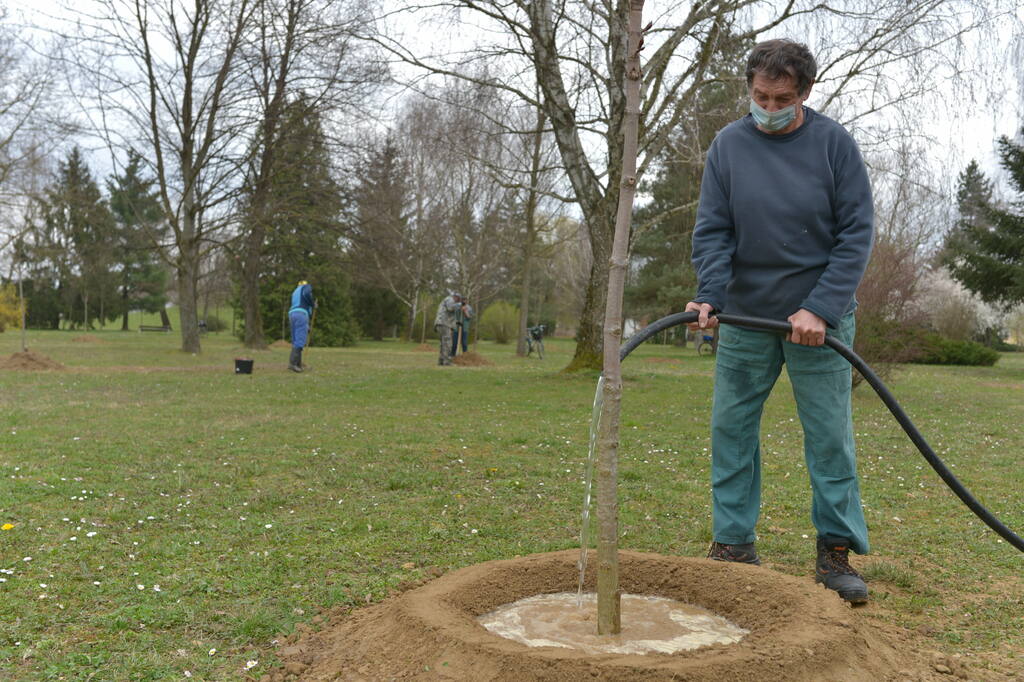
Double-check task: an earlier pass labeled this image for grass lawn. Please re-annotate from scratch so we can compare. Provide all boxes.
[0,329,1022,679]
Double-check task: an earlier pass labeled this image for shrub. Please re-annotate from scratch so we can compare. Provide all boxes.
[851,312,927,388]
[203,315,227,332]
[0,283,22,332]
[479,301,519,344]
[913,332,999,366]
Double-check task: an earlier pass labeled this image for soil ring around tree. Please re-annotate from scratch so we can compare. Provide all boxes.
[453,352,493,367]
[268,550,958,681]
[0,351,65,371]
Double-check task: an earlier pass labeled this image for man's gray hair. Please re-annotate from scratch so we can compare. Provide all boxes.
[746,39,817,95]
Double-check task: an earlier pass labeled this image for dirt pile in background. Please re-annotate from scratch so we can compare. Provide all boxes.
[453,352,492,367]
[264,550,977,681]
[270,340,292,349]
[0,351,65,371]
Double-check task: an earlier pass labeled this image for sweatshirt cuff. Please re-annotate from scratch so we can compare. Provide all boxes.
[798,302,839,330]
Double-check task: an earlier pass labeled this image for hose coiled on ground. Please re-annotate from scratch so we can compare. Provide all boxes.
[620,311,1024,554]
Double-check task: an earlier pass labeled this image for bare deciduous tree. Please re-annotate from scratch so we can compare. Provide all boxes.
[69,0,258,353]
[370,0,1010,370]
[345,101,449,337]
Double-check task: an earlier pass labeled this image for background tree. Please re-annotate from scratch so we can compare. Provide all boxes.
[851,142,951,382]
[107,151,168,331]
[351,283,405,340]
[233,0,384,349]
[240,98,359,346]
[26,148,117,329]
[345,114,447,338]
[0,282,20,331]
[431,81,529,324]
[942,148,1024,308]
[72,0,259,352]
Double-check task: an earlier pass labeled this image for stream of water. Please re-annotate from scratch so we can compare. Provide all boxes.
[576,375,604,607]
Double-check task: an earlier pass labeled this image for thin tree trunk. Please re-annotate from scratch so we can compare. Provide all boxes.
[408,288,419,343]
[516,253,533,356]
[596,0,644,636]
[121,279,130,331]
[517,99,546,357]
[178,244,201,351]
[177,165,201,352]
[240,221,268,349]
[19,276,26,352]
[420,293,428,343]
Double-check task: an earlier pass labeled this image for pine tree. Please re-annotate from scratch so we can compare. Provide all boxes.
[347,135,443,339]
[107,151,168,330]
[943,142,1024,308]
[29,149,118,328]
[240,97,359,347]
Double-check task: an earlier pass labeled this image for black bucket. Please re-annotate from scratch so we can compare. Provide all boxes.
[234,358,254,374]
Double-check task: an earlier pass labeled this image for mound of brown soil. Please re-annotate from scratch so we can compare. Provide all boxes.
[72,334,102,343]
[266,550,960,681]
[0,351,65,371]
[453,351,492,367]
[270,340,292,349]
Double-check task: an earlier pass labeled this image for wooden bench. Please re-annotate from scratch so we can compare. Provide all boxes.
[139,325,172,332]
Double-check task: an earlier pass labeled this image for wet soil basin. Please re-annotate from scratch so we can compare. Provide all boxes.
[272,550,930,681]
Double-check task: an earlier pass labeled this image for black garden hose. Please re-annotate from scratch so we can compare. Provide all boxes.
[620,310,1024,554]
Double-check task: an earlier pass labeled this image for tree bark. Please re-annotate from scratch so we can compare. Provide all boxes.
[596,0,644,636]
[121,279,129,331]
[517,104,546,357]
[19,276,26,352]
[240,220,268,349]
[178,255,200,352]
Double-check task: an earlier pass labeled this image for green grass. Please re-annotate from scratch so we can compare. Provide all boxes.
[0,329,1022,679]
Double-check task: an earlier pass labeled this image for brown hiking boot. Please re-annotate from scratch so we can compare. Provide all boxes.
[815,536,868,604]
[707,541,761,565]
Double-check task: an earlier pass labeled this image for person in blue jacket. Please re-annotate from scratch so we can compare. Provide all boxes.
[686,39,874,604]
[288,280,315,373]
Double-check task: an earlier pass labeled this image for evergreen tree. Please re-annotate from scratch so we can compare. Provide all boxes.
[346,135,441,338]
[351,284,406,340]
[943,142,1024,308]
[107,151,169,330]
[237,98,359,347]
[28,148,118,328]
[626,37,750,335]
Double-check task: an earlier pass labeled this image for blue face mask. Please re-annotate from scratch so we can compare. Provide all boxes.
[750,100,796,132]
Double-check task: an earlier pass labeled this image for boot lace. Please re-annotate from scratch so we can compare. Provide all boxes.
[822,547,860,576]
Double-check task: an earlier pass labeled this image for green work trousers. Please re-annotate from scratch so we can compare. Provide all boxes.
[710,312,869,555]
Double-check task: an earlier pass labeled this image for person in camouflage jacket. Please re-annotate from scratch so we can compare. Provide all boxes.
[434,293,463,366]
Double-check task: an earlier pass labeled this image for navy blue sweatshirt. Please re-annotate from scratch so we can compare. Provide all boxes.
[691,107,873,329]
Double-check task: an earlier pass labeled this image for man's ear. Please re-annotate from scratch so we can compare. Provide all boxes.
[801,80,815,101]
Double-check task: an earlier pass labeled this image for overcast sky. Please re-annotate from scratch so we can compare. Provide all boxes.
[7,0,1024,197]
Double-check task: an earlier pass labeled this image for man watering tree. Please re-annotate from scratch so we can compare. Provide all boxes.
[686,39,874,604]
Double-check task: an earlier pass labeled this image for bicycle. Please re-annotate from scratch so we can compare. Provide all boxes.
[526,324,546,359]
[696,333,715,356]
